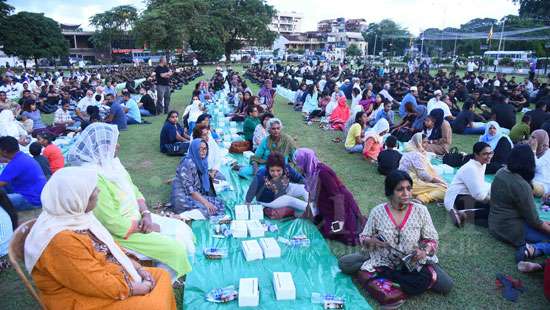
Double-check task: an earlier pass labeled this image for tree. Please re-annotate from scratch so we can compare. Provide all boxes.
[345,44,361,57]
[89,5,138,52]
[0,12,68,67]
[138,0,277,61]
[362,19,411,56]
[513,0,550,17]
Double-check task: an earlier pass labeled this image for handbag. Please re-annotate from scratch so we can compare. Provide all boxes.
[364,276,406,306]
[442,147,465,168]
[229,141,251,154]
[263,207,295,219]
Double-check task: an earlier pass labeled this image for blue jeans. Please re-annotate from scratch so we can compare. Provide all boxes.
[462,127,485,135]
[140,108,152,116]
[524,223,550,255]
[346,144,363,153]
[7,193,40,211]
[127,116,141,125]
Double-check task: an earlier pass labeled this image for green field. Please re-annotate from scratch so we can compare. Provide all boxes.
[0,65,548,309]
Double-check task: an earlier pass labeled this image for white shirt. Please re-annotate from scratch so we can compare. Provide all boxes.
[493,79,501,87]
[466,62,476,72]
[444,159,491,211]
[378,89,394,102]
[534,151,550,194]
[427,98,452,118]
[77,96,99,113]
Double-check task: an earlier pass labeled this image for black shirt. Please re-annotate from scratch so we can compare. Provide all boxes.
[377,149,402,176]
[155,65,170,86]
[491,103,516,130]
[525,109,550,132]
[452,110,475,133]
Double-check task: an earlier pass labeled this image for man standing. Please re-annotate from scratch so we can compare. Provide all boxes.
[155,56,173,114]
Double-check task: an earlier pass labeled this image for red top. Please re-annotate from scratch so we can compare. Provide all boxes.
[43,144,65,173]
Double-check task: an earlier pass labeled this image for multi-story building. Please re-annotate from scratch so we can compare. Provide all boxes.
[61,24,101,63]
[270,11,303,34]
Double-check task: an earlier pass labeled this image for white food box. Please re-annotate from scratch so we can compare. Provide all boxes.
[248,204,264,221]
[229,127,238,134]
[273,272,296,300]
[238,278,259,307]
[259,237,281,258]
[242,239,263,261]
[247,220,265,238]
[243,151,254,160]
[234,204,249,221]
[231,220,248,238]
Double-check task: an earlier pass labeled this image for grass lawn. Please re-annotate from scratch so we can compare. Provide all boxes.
[1,65,548,309]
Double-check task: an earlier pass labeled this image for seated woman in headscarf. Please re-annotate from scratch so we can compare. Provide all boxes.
[338,170,453,308]
[192,124,225,181]
[159,110,190,156]
[0,109,31,148]
[170,139,225,218]
[489,145,550,273]
[245,152,308,212]
[345,111,369,153]
[530,130,550,198]
[252,113,274,151]
[302,84,321,121]
[362,119,390,162]
[390,103,426,142]
[329,96,350,131]
[479,121,513,174]
[398,133,447,204]
[423,108,452,155]
[66,123,195,284]
[25,167,177,310]
[239,118,296,178]
[258,79,276,112]
[294,148,366,246]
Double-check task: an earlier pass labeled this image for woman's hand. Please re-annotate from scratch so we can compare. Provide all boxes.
[412,248,427,262]
[139,214,159,233]
[205,201,217,215]
[363,236,388,249]
[130,280,154,296]
[137,268,156,288]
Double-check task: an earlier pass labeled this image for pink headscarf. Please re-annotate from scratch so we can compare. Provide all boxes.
[294,148,320,194]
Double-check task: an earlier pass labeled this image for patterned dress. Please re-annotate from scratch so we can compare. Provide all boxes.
[170,157,225,217]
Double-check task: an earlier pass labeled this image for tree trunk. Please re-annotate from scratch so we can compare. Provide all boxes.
[23,59,27,68]
[224,45,232,63]
[34,57,39,69]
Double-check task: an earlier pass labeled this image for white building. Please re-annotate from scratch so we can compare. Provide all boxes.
[270,11,303,34]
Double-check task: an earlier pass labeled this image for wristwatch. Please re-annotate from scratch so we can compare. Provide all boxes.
[141,210,151,216]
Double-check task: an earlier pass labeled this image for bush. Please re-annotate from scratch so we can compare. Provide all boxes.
[499,57,514,66]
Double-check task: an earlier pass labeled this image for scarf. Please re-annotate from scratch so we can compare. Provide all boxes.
[294,148,321,195]
[24,167,141,282]
[411,105,428,130]
[532,129,549,158]
[364,118,390,144]
[479,121,513,151]
[187,139,211,193]
[330,96,350,124]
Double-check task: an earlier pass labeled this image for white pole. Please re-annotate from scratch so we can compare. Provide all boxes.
[373,34,377,56]
[420,36,424,58]
[453,34,458,58]
[497,18,506,53]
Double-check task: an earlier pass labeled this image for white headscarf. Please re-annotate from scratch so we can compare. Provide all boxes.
[364,118,390,143]
[0,109,25,138]
[24,167,141,282]
[66,123,137,208]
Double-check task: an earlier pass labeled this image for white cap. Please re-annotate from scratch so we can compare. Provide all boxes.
[410,86,418,92]
[434,90,442,96]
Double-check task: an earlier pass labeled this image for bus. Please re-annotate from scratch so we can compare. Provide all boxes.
[113,49,169,63]
[483,51,534,62]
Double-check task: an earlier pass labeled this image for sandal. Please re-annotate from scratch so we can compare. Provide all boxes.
[448,209,463,228]
[515,243,537,263]
[331,137,343,143]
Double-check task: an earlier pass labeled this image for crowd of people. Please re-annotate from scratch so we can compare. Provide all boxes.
[0,57,549,308]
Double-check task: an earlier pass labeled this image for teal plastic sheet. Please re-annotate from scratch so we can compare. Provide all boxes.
[183,97,371,308]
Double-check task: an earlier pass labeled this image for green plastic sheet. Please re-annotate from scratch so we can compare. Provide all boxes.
[183,151,371,309]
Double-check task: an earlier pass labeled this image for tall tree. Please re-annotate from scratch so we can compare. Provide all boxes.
[513,0,550,17]
[362,19,411,56]
[89,5,138,52]
[0,12,68,67]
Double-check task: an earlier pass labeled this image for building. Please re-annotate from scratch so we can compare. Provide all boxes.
[61,24,103,64]
[319,18,367,57]
[270,11,303,34]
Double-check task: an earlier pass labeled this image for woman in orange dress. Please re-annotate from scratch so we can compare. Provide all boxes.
[24,167,176,310]
[363,119,390,162]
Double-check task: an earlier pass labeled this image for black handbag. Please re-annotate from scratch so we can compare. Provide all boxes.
[442,147,465,167]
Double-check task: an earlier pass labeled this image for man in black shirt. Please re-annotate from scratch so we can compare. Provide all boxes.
[491,96,516,130]
[525,101,550,132]
[154,56,173,114]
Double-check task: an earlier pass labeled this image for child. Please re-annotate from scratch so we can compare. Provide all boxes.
[373,100,395,127]
[29,142,51,179]
[509,114,531,144]
[36,132,65,174]
[377,135,402,175]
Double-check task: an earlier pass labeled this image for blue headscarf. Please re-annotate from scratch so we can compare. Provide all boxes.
[479,121,513,150]
[412,105,428,130]
[187,139,211,193]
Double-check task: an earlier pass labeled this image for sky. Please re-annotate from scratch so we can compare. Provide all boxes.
[7,0,519,35]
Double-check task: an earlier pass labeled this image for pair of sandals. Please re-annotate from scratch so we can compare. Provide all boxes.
[516,243,545,273]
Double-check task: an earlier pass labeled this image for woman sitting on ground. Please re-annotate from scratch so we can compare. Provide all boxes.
[25,167,177,310]
[390,102,422,142]
[445,142,492,228]
[398,133,447,204]
[245,152,308,212]
[294,148,366,246]
[479,121,513,174]
[170,139,225,218]
[362,119,390,162]
[192,124,225,181]
[160,111,190,156]
[21,100,65,137]
[240,118,296,177]
[252,112,274,151]
[530,130,550,198]
[329,96,350,131]
[359,89,375,116]
[243,106,260,145]
[423,108,452,155]
[0,110,30,148]
[338,170,452,307]
[67,123,195,284]
[488,145,550,273]
[345,111,369,153]
[302,84,321,121]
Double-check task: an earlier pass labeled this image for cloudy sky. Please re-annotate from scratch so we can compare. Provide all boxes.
[8,0,519,35]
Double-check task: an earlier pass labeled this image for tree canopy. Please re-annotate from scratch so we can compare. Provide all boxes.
[362,19,411,56]
[0,11,68,67]
[513,0,550,18]
[89,5,138,50]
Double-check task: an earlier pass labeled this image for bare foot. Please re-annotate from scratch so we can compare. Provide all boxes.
[517,261,543,273]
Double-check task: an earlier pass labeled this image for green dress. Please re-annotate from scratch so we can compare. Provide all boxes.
[93,175,191,278]
[243,116,260,141]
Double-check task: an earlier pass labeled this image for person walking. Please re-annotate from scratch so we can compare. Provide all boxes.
[155,56,173,114]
